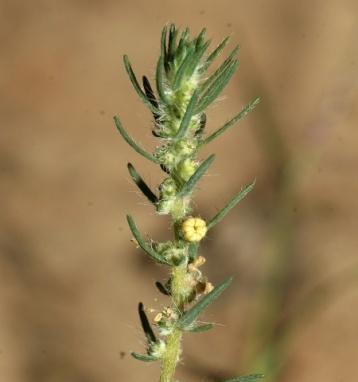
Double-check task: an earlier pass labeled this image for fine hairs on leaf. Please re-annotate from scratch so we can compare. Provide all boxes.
[114,23,262,382]
[200,35,230,73]
[207,180,256,230]
[126,215,171,265]
[113,116,159,163]
[201,97,261,146]
[183,323,214,333]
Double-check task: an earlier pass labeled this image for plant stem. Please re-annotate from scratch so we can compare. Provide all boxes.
[159,265,187,382]
[159,328,182,382]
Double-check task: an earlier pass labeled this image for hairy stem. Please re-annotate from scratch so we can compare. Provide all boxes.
[159,328,182,382]
[159,265,187,382]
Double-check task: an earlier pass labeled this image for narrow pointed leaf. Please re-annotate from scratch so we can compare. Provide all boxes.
[196,60,239,113]
[184,323,214,333]
[176,28,190,59]
[199,58,233,96]
[173,45,196,90]
[207,180,256,230]
[201,98,261,146]
[168,24,178,62]
[123,55,157,113]
[200,36,230,72]
[113,116,159,163]
[126,215,171,265]
[161,25,169,73]
[131,352,159,362]
[138,302,157,344]
[175,91,198,139]
[127,163,158,205]
[178,154,215,197]
[195,28,207,48]
[156,55,170,104]
[222,374,265,382]
[199,45,239,95]
[142,76,159,109]
[143,76,160,123]
[176,277,233,329]
[186,41,211,79]
[226,44,240,61]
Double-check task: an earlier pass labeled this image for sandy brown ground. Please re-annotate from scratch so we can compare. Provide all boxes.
[1,1,358,381]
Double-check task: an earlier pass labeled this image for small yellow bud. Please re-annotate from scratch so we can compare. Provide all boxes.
[182,217,207,242]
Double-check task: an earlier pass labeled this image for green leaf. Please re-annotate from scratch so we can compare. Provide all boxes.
[176,277,233,329]
[176,27,190,60]
[184,323,214,333]
[195,27,207,48]
[156,55,170,104]
[200,36,230,73]
[131,352,159,362]
[126,215,171,265]
[175,90,198,139]
[142,76,161,123]
[222,374,264,382]
[200,45,239,94]
[178,154,215,197]
[201,97,261,146]
[186,40,211,79]
[138,302,157,344]
[226,44,241,61]
[172,44,196,90]
[199,57,233,96]
[127,163,158,205]
[196,59,239,113]
[168,23,178,62]
[207,180,256,230]
[161,25,169,73]
[142,76,159,109]
[113,116,159,163]
[123,55,157,113]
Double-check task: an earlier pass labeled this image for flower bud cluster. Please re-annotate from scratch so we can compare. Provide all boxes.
[156,178,191,218]
[154,241,187,266]
[149,35,206,220]
[154,122,201,218]
[154,307,179,336]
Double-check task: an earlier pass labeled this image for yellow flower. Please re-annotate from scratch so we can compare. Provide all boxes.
[182,217,207,242]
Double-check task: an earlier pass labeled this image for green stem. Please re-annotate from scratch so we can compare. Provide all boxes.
[159,264,187,382]
[159,328,182,382]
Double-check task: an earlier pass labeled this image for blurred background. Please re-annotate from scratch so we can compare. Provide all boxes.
[1,1,358,381]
